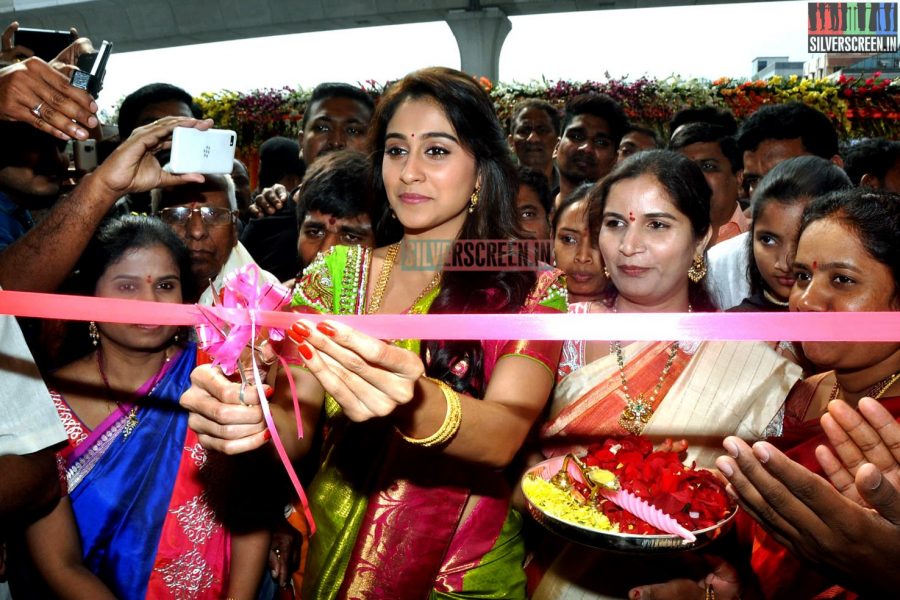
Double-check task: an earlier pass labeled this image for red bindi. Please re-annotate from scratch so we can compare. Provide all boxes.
[812,261,818,270]
[628,211,635,222]
[145,275,153,284]
[410,133,415,138]
[328,217,336,225]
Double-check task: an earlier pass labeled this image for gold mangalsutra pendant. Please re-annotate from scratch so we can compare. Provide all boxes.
[618,394,654,435]
[122,408,139,440]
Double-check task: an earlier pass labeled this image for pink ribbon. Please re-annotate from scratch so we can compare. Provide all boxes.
[1,290,898,341]
[193,265,315,534]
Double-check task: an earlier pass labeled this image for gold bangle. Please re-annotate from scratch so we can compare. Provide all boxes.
[397,377,461,448]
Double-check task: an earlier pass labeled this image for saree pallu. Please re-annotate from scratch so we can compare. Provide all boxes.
[56,343,229,600]
[742,371,900,600]
[291,245,566,599]
[543,336,802,468]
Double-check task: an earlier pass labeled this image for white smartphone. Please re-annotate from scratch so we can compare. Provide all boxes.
[74,139,98,172]
[167,127,237,174]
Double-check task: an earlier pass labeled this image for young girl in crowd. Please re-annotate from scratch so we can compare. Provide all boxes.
[180,66,567,599]
[731,156,851,313]
[15,216,267,600]
[530,151,801,599]
[552,183,606,308]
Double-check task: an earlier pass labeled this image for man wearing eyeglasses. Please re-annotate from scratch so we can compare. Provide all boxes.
[152,174,278,305]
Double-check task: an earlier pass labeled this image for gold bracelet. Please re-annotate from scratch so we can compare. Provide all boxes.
[397,377,462,448]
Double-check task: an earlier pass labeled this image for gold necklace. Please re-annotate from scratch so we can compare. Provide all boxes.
[612,340,680,435]
[96,346,170,439]
[830,370,900,402]
[367,242,441,315]
[763,289,790,307]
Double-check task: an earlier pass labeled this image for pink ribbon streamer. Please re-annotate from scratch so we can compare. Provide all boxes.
[192,265,315,533]
[1,290,899,341]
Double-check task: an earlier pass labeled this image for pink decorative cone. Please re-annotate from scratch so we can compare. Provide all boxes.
[602,489,696,542]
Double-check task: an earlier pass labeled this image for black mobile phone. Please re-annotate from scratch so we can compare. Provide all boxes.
[14,28,76,61]
[70,40,112,99]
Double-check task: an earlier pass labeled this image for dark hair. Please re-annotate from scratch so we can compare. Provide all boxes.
[799,188,900,304]
[587,150,716,311]
[258,136,306,189]
[843,138,900,186]
[117,83,202,139]
[623,124,663,149]
[369,67,533,396]
[551,182,593,234]
[561,93,629,146]
[517,166,553,217]
[301,82,375,131]
[669,122,742,173]
[508,98,561,136]
[67,216,194,359]
[737,102,838,158]
[78,216,194,295]
[668,106,737,137]
[746,156,853,296]
[296,149,375,229]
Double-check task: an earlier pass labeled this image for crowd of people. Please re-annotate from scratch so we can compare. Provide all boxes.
[1,20,900,600]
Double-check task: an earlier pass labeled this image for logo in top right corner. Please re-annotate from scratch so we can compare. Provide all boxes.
[808,3,898,52]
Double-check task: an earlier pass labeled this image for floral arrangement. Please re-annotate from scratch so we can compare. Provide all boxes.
[172,73,897,185]
[523,436,734,536]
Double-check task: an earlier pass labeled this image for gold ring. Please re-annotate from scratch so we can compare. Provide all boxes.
[705,584,716,600]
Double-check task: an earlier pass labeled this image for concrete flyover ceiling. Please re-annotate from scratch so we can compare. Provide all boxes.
[2,0,780,79]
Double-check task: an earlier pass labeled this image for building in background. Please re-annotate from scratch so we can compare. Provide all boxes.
[805,51,900,79]
[751,56,805,80]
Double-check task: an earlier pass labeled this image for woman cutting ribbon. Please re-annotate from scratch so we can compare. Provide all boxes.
[181,67,566,598]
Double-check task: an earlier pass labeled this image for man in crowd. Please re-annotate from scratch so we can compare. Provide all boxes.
[553,93,628,210]
[116,83,203,213]
[708,102,842,309]
[843,137,900,192]
[670,122,747,246]
[242,83,375,280]
[616,124,662,163]
[507,99,560,191]
[0,123,69,250]
[151,172,277,304]
[292,150,377,279]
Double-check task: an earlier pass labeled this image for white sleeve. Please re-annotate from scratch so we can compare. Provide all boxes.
[708,233,752,310]
[0,313,66,455]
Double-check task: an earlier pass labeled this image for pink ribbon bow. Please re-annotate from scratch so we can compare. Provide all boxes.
[196,264,315,534]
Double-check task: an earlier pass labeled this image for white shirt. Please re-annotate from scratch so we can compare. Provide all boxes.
[708,231,751,311]
[0,311,66,455]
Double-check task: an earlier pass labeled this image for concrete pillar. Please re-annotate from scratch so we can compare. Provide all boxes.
[446,6,511,82]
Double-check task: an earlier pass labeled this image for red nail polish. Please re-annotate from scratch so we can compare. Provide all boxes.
[297,343,313,360]
[287,329,305,345]
[291,322,310,337]
[264,386,275,399]
[317,322,337,337]
[263,429,271,441]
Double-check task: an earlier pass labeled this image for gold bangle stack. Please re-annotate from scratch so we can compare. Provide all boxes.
[397,377,462,448]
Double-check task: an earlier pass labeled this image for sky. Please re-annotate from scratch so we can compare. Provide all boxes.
[96,0,812,114]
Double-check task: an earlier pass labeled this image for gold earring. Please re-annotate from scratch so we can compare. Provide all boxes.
[89,321,100,346]
[688,254,707,283]
[468,189,479,214]
[603,265,610,278]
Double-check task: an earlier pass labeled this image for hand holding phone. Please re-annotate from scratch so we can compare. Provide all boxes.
[167,127,237,175]
[69,40,111,99]
[13,27,76,62]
